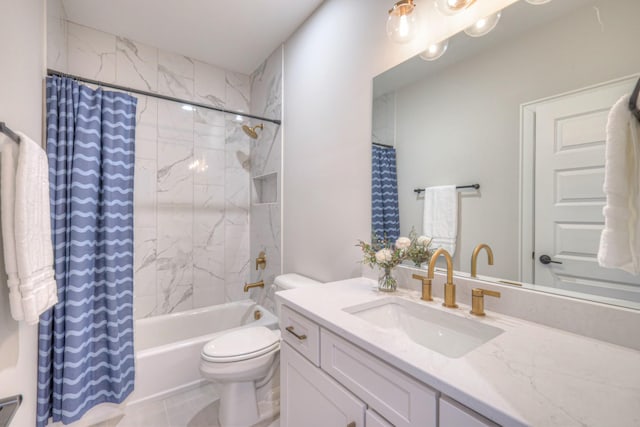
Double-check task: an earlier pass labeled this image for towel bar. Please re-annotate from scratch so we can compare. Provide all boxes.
[414,184,480,194]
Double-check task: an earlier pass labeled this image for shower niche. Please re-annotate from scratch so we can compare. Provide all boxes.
[252,172,278,204]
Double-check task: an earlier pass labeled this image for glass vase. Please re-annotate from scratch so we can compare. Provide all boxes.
[378,267,397,292]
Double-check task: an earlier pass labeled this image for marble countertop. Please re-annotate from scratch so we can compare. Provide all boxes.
[276,277,640,427]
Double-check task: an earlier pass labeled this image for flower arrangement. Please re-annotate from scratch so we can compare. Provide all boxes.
[405,229,433,267]
[357,230,432,292]
[357,236,407,271]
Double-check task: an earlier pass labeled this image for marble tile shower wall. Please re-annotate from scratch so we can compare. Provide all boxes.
[49,21,253,318]
[248,47,283,311]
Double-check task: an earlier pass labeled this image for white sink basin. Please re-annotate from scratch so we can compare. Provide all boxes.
[344,297,503,358]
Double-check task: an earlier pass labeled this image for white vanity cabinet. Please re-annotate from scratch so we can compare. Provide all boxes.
[280,306,436,427]
[439,396,499,427]
[280,305,503,427]
[366,410,393,427]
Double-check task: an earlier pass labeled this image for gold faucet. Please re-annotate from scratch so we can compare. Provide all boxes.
[412,274,433,301]
[243,280,264,292]
[471,243,494,278]
[470,288,501,316]
[428,248,457,308]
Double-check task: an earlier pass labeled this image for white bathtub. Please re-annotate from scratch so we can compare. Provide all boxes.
[128,300,278,405]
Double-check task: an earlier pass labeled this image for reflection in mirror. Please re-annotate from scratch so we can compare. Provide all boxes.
[372,0,640,309]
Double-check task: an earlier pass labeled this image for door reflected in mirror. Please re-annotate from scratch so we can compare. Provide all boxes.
[371,0,640,309]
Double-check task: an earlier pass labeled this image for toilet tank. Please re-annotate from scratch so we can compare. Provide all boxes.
[274,273,321,292]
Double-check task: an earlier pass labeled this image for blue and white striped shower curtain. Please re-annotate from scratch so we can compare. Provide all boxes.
[37,76,137,426]
[371,144,400,242]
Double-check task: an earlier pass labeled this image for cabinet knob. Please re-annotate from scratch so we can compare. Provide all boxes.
[347,422,356,427]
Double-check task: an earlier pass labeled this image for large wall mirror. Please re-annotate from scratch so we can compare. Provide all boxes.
[372,0,640,309]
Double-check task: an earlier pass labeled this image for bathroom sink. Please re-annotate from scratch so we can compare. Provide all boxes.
[344,297,503,358]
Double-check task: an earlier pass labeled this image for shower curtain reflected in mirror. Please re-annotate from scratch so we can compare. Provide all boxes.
[37,76,137,426]
[371,144,400,242]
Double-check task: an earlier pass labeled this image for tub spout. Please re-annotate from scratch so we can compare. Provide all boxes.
[244,280,265,292]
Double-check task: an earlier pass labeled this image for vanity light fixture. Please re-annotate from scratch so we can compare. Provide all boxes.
[387,0,417,43]
[525,0,552,4]
[434,0,477,16]
[419,39,449,61]
[464,11,501,37]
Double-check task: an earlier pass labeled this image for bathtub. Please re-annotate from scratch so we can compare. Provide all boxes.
[128,300,278,405]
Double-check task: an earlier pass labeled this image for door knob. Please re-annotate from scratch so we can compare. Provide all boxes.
[539,255,562,265]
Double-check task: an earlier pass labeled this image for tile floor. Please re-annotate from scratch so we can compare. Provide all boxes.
[89,384,279,427]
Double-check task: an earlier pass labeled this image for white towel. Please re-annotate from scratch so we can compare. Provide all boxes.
[1,132,57,324]
[423,185,458,256]
[598,95,640,274]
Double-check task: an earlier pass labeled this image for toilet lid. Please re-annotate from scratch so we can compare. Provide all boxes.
[201,326,280,363]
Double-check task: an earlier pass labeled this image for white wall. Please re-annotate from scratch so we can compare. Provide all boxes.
[282,0,516,282]
[0,1,45,424]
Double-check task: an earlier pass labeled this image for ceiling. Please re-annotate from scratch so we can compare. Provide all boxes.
[61,0,325,75]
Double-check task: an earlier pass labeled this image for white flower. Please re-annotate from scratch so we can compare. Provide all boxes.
[395,237,411,250]
[375,248,393,263]
[417,235,432,247]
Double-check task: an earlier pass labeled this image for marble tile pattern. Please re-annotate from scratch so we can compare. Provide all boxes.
[55,22,258,318]
[248,47,283,310]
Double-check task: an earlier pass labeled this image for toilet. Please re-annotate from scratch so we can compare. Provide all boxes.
[199,273,321,427]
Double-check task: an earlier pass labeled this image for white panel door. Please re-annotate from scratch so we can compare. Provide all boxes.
[280,342,366,427]
[534,77,640,303]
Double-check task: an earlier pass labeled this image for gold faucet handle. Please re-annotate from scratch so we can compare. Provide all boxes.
[255,251,267,270]
[412,274,433,301]
[475,289,500,298]
[470,288,501,316]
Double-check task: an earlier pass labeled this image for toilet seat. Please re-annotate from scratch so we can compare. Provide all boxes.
[201,326,280,363]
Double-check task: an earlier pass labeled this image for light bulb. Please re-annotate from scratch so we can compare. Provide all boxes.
[435,0,476,16]
[387,0,417,43]
[464,11,501,37]
[525,0,552,4]
[419,39,449,61]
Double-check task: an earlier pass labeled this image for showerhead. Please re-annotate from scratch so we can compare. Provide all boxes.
[242,123,264,139]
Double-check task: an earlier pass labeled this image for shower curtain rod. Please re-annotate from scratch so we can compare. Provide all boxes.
[46,69,282,125]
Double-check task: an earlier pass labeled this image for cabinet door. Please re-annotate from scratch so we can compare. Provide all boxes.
[439,397,499,427]
[320,329,437,427]
[281,342,366,427]
[366,410,393,427]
